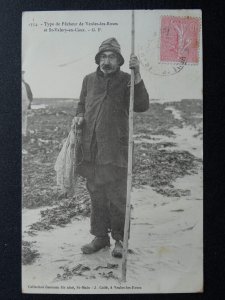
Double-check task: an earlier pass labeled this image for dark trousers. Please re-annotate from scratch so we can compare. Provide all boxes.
[86,177,127,241]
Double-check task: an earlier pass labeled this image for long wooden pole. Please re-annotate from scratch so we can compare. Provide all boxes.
[122,10,135,282]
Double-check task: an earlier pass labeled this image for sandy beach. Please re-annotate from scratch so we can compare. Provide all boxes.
[22,101,203,294]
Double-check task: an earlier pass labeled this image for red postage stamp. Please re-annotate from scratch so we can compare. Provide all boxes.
[160,16,200,64]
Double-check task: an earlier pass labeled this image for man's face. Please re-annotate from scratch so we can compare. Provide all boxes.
[99,51,120,74]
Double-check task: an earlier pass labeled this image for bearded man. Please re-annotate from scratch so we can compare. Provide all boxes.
[73,38,149,258]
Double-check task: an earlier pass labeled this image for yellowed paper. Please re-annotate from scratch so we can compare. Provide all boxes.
[22,9,203,294]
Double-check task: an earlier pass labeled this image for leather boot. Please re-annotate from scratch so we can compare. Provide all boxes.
[81,236,110,254]
[112,240,123,258]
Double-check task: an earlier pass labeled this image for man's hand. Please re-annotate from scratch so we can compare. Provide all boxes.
[129,54,142,84]
[71,116,84,129]
[129,54,140,74]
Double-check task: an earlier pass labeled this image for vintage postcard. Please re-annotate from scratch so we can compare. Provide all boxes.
[22,10,203,294]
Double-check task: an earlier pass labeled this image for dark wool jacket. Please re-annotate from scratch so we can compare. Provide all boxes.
[76,67,149,168]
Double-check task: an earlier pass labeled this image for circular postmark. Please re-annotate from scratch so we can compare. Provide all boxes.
[138,39,188,77]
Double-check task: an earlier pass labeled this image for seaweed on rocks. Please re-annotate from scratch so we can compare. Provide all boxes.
[22,240,39,265]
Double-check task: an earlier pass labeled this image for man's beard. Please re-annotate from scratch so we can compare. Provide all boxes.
[100,63,118,74]
[102,64,112,71]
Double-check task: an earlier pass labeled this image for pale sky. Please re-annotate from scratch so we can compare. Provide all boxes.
[22,10,202,101]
